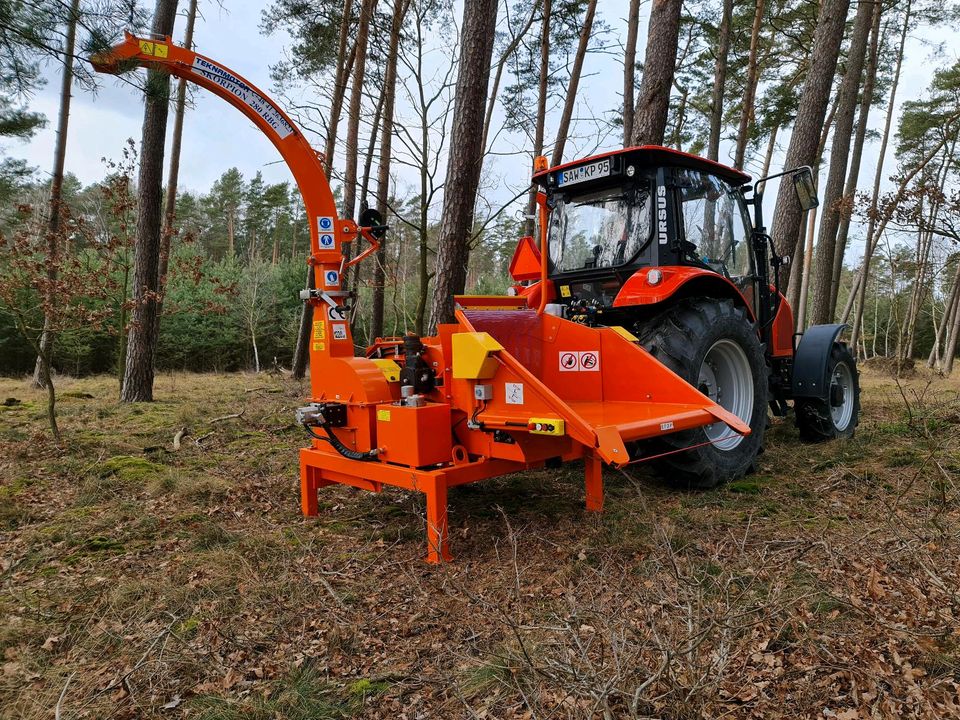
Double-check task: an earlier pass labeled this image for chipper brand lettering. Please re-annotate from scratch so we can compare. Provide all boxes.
[657,185,668,244]
[191,57,294,139]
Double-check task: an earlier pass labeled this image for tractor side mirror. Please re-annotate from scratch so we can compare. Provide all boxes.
[792,168,819,211]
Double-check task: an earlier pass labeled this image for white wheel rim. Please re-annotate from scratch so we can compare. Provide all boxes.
[830,361,854,431]
[698,339,754,451]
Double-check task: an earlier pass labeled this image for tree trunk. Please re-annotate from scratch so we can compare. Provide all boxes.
[808,0,872,326]
[483,0,541,151]
[427,0,499,330]
[734,0,765,169]
[291,264,314,377]
[323,0,356,175]
[630,0,682,146]
[944,269,960,375]
[828,0,882,318]
[551,0,598,166]
[32,0,80,390]
[524,0,552,237]
[341,0,375,225]
[351,81,387,298]
[120,0,179,403]
[787,94,837,305]
[930,260,960,368]
[706,0,733,162]
[849,0,911,345]
[770,0,850,262]
[372,0,409,340]
[623,0,641,145]
[155,0,198,335]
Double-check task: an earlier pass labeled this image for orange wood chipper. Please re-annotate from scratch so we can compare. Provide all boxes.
[93,34,860,563]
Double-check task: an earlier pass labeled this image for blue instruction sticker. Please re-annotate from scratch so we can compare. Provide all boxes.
[324,270,340,287]
[318,216,334,232]
[319,233,334,248]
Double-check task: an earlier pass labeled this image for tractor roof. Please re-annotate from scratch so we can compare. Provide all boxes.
[534,145,752,188]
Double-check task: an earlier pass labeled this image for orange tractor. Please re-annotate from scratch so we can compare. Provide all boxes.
[94,35,859,563]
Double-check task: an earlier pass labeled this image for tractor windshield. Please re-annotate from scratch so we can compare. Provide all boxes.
[548,185,652,273]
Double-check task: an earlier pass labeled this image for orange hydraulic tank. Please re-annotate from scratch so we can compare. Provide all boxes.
[375,402,452,467]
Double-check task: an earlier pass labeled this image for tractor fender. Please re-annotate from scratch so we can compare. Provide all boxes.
[791,324,846,399]
[612,266,755,321]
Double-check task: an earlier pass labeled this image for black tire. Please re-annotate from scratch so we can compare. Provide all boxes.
[634,298,768,489]
[795,343,860,442]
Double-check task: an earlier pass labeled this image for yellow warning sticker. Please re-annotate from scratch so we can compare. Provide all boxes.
[311,341,325,351]
[312,320,326,340]
[138,41,168,58]
[377,409,391,422]
[560,285,571,298]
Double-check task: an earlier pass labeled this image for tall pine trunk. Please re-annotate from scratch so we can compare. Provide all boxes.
[828,0,882,317]
[848,0,911,345]
[33,0,80,392]
[706,0,732,162]
[770,0,850,262]
[808,0,873,326]
[155,0,198,337]
[341,0,375,226]
[427,0,499,330]
[631,0,682,146]
[733,0,765,169]
[623,0,641,145]
[550,0,598,166]
[120,0,179,403]
[372,0,410,339]
[524,0,551,238]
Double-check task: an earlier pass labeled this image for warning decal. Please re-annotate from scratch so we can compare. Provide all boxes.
[191,57,294,139]
[559,352,578,371]
[332,323,347,340]
[311,319,326,351]
[579,351,599,371]
[558,351,600,372]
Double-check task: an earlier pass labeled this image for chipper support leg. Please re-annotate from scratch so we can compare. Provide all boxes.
[424,476,453,564]
[300,464,332,517]
[585,453,604,512]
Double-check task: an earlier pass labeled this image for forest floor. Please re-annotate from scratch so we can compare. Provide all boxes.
[1,367,959,719]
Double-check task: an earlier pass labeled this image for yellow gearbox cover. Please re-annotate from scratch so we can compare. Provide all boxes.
[451,332,504,379]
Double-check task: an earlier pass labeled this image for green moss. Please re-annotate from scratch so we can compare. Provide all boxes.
[97,455,165,483]
[347,678,389,698]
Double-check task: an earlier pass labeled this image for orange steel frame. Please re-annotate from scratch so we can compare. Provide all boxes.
[92,34,749,564]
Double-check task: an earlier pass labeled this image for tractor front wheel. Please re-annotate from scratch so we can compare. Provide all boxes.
[635,298,768,489]
[795,343,860,442]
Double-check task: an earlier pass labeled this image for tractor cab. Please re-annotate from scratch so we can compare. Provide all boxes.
[531,146,760,320]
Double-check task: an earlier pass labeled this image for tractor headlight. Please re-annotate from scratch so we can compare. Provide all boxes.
[647,269,662,286]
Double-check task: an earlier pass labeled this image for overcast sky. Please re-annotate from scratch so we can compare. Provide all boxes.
[5,0,956,260]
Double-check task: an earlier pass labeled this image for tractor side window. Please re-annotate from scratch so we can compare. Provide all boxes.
[676,170,753,282]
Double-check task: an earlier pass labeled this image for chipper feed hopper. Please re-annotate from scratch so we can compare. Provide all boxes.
[93,32,858,563]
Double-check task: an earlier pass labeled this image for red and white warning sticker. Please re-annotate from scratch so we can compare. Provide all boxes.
[558,351,600,372]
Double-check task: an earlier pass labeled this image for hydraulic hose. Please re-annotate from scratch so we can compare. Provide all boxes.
[303,423,379,462]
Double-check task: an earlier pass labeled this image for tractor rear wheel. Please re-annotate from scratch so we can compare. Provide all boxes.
[795,343,860,442]
[635,298,768,489]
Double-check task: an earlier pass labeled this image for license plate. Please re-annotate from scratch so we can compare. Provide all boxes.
[557,158,611,187]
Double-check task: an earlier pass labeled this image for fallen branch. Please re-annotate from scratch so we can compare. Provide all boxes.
[209,410,245,424]
[172,427,188,450]
[55,671,75,720]
[194,431,215,445]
